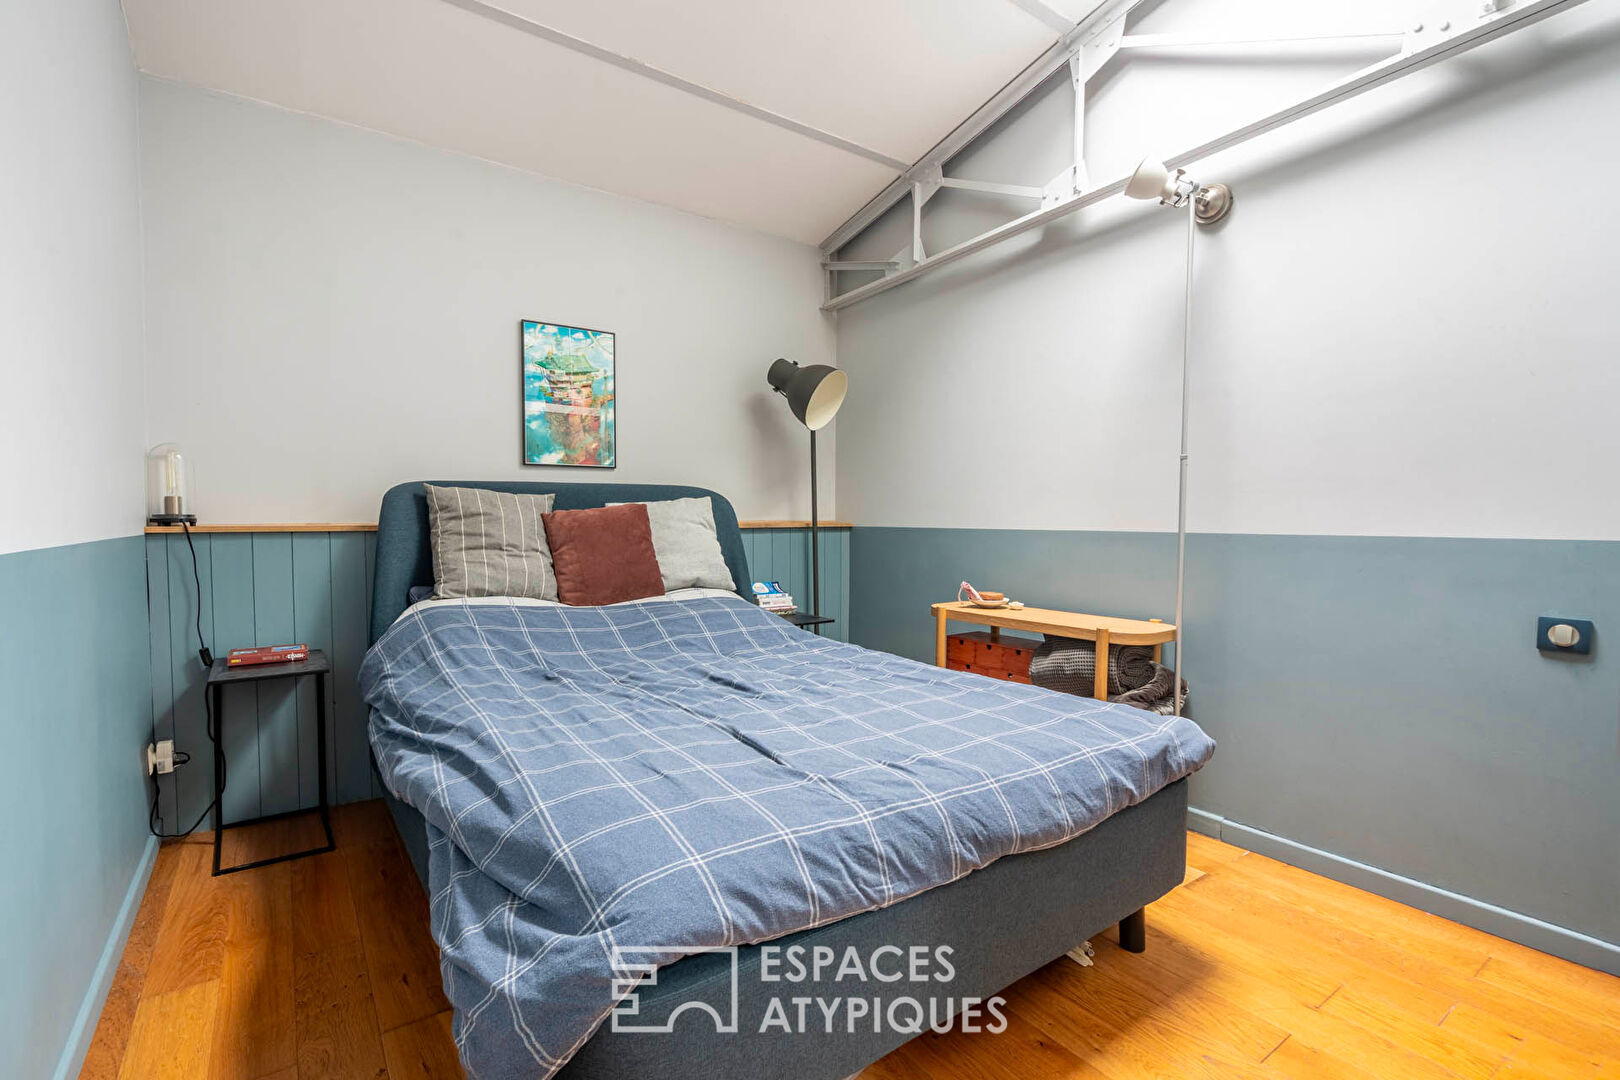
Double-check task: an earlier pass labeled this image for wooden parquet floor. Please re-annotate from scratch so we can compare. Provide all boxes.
[83,803,1620,1079]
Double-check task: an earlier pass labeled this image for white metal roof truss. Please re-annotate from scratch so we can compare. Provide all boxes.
[820,0,1592,311]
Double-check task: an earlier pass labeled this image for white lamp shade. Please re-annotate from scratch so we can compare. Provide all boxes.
[767,359,848,431]
[802,369,848,431]
[1125,157,1177,202]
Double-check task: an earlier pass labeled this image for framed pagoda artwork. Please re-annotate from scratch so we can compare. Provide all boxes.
[521,319,616,468]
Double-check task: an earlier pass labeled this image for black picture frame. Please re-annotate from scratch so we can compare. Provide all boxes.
[520,319,617,468]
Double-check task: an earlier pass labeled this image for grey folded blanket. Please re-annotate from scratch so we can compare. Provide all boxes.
[1029,636,1188,716]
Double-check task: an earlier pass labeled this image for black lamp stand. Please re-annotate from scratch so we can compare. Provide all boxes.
[809,428,821,630]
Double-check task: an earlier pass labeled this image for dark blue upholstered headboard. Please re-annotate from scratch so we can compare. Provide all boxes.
[369,481,755,644]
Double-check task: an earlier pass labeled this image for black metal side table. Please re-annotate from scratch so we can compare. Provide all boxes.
[205,650,336,876]
[783,612,835,634]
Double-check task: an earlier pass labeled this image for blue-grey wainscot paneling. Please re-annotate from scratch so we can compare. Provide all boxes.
[0,536,155,1080]
[849,525,1620,974]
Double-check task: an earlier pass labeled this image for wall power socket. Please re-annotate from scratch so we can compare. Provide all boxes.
[146,740,177,776]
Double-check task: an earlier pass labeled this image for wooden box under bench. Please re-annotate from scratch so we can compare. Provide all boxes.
[944,630,1041,684]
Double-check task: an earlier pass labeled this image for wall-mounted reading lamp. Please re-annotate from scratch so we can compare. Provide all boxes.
[1124,157,1233,225]
[1124,157,1232,717]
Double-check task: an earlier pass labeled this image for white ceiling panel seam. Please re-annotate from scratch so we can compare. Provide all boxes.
[440,0,910,170]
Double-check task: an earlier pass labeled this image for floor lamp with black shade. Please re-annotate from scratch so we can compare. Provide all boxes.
[766,358,848,630]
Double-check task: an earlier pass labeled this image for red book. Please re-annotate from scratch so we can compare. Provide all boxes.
[227,644,309,667]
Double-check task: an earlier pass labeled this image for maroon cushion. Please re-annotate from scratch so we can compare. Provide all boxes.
[541,503,666,606]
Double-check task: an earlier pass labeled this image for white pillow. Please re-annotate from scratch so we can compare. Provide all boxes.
[608,497,736,592]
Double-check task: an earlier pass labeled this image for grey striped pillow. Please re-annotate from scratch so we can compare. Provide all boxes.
[423,484,558,601]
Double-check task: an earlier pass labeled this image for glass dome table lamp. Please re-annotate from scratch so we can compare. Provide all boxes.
[146,443,197,525]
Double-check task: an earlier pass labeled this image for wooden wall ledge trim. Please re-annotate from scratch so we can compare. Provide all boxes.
[738,520,853,529]
[146,520,854,534]
[144,523,378,534]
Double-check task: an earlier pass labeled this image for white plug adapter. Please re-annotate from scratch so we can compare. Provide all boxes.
[146,740,177,775]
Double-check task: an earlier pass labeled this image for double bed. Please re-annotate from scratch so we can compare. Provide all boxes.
[362,480,1213,1080]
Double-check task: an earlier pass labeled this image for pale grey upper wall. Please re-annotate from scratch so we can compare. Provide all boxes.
[0,0,146,555]
[139,78,837,524]
[834,2,1620,541]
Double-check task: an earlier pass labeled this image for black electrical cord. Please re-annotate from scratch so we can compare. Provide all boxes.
[148,521,224,839]
[148,699,221,838]
[182,520,214,669]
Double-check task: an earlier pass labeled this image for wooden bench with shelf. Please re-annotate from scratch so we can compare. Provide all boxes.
[931,601,1177,700]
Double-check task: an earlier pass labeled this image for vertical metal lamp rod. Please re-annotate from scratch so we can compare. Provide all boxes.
[810,428,822,630]
[1173,197,1195,716]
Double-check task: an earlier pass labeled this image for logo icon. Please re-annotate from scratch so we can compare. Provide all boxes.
[610,946,739,1034]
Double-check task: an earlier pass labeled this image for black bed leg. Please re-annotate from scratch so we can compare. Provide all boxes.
[1119,908,1146,953]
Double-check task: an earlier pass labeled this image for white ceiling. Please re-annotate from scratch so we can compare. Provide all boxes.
[122,0,1084,245]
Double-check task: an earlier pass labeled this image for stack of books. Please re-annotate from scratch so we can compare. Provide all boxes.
[752,581,797,616]
[227,643,309,667]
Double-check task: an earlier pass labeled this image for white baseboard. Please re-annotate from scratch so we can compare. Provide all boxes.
[52,836,159,1080]
[1189,807,1620,977]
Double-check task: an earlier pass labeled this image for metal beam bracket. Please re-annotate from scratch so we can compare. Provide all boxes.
[1043,167,1079,207]
[910,163,944,208]
[1405,0,1505,53]
[908,164,943,262]
[1077,12,1126,80]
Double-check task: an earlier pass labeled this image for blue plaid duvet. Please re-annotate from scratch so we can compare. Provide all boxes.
[361,596,1214,1079]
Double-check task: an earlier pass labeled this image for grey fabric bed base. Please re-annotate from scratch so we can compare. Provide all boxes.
[383,778,1187,1080]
